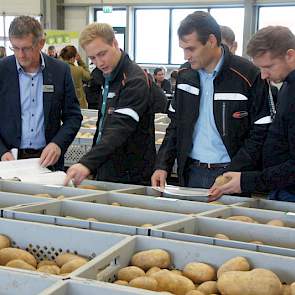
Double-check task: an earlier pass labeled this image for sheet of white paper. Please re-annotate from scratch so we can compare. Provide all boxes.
[19,171,68,186]
[152,185,209,197]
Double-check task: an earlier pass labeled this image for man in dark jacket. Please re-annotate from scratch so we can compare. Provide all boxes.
[65,23,155,185]
[152,11,271,189]
[154,67,173,94]
[0,16,82,170]
[209,26,295,202]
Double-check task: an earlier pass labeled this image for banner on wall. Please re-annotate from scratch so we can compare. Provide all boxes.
[43,30,79,56]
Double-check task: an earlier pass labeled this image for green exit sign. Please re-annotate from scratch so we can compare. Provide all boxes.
[103,6,113,13]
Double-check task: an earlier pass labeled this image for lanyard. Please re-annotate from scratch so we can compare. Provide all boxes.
[268,80,276,121]
[96,77,110,143]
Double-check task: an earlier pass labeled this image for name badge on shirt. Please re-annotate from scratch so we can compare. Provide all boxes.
[43,85,54,93]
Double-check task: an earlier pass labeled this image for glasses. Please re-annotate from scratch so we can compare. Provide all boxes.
[9,44,35,54]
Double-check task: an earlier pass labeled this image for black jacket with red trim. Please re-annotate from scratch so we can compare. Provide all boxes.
[155,46,271,185]
[79,52,156,185]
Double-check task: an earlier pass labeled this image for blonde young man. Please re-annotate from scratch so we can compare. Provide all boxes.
[209,26,295,202]
[65,23,155,185]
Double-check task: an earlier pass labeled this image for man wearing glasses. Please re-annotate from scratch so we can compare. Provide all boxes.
[0,16,82,170]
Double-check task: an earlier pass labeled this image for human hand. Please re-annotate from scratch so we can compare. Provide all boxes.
[208,172,242,202]
[151,169,168,189]
[64,163,91,186]
[1,152,15,161]
[40,143,61,167]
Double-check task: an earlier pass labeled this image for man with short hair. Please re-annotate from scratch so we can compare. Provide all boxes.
[152,11,270,189]
[154,67,172,94]
[220,25,237,55]
[209,26,295,202]
[47,45,58,58]
[0,16,82,170]
[64,23,155,185]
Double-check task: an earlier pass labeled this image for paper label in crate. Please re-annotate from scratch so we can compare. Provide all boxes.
[156,197,178,202]
[286,212,295,216]
[153,185,208,196]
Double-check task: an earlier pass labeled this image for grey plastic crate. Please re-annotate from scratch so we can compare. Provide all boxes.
[155,123,168,133]
[39,280,157,295]
[151,216,295,257]
[118,186,251,205]
[3,200,190,235]
[74,235,295,285]
[70,192,224,215]
[200,206,295,228]
[0,268,59,295]
[0,218,127,276]
[0,179,102,199]
[78,180,141,192]
[237,197,295,213]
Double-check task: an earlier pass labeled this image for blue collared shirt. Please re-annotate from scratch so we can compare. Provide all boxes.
[16,54,46,149]
[189,50,231,163]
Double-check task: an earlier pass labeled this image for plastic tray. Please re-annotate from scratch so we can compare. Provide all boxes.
[77,180,141,192]
[3,200,190,235]
[151,215,295,257]
[70,192,224,215]
[74,235,295,285]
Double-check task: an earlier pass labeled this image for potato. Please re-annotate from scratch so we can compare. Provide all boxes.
[6,259,36,271]
[38,265,60,275]
[118,266,145,282]
[214,234,230,240]
[131,249,171,271]
[267,219,285,227]
[197,281,218,295]
[183,262,216,283]
[171,269,183,276]
[55,253,87,267]
[214,175,231,186]
[226,215,257,223]
[282,284,291,295]
[0,248,37,267]
[113,280,129,286]
[217,268,282,295]
[56,195,65,200]
[249,240,264,245]
[77,185,98,190]
[0,234,11,249]
[217,256,250,279]
[86,217,98,222]
[291,282,295,295]
[111,202,121,206]
[141,224,153,228]
[33,193,52,198]
[185,291,205,295]
[146,266,161,276]
[151,269,195,295]
[209,201,224,205]
[129,276,158,291]
[60,258,88,274]
[37,260,57,268]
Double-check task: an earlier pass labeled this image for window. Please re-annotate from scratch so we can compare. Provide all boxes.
[135,9,170,64]
[210,7,244,56]
[171,9,207,64]
[0,16,4,36]
[258,6,295,33]
[95,8,127,50]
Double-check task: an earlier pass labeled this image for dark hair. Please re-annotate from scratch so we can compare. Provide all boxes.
[170,70,178,79]
[48,45,56,51]
[9,16,43,43]
[247,26,295,58]
[220,26,235,46]
[60,45,77,61]
[177,11,221,46]
[0,46,6,58]
[154,68,163,75]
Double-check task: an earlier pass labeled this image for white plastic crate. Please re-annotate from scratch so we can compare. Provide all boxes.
[0,218,127,276]
[151,216,295,257]
[74,235,295,286]
[70,192,224,215]
[200,206,295,228]
[78,180,141,192]
[0,268,59,295]
[3,200,190,235]
[118,186,251,205]
[0,179,103,199]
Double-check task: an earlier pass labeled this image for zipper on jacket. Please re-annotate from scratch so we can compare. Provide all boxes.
[222,102,226,136]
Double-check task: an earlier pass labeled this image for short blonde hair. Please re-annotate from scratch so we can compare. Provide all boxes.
[79,23,115,48]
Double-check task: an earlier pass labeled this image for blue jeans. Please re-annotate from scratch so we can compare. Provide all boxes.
[268,189,295,202]
[185,165,228,189]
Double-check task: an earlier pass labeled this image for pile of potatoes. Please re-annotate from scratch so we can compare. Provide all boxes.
[0,234,88,275]
[33,193,65,200]
[106,248,295,295]
[224,215,286,227]
[214,233,264,245]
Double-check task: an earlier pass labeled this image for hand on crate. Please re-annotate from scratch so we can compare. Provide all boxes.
[40,143,61,167]
[1,151,15,161]
[64,163,90,185]
[151,169,168,189]
[208,172,241,201]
